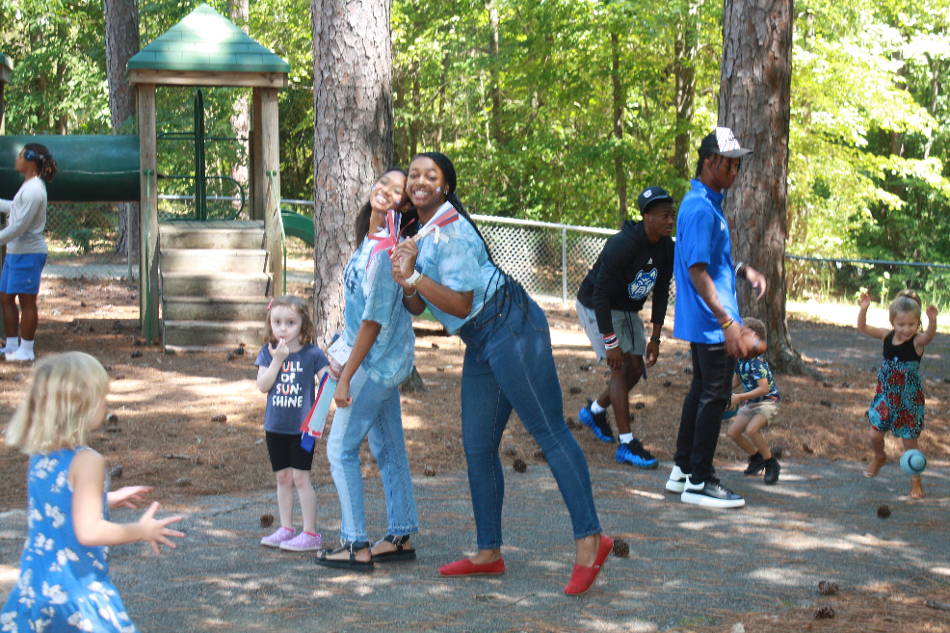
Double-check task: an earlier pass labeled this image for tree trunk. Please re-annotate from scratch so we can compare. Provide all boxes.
[720,0,817,377]
[228,0,251,213]
[611,31,627,225]
[673,0,702,182]
[311,0,393,342]
[487,0,504,148]
[105,0,140,260]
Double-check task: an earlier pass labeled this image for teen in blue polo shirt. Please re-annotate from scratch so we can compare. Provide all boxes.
[665,128,766,509]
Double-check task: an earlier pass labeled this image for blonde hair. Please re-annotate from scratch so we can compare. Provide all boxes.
[742,316,766,340]
[889,289,923,329]
[5,352,109,454]
[263,295,314,345]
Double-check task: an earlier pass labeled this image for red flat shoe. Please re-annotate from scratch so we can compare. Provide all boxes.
[564,535,613,595]
[438,557,506,576]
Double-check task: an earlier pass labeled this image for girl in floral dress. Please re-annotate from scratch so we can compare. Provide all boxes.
[857,290,938,498]
[1,352,183,632]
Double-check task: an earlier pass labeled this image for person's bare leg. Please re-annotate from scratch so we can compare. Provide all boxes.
[17,294,38,340]
[292,468,318,534]
[275,468,295,529]
[727,415,756,455]
[865,428,887,477]
[744,415,772,460]
[613,355,643,437]
[902,438,925,498]
[0,293,18,339]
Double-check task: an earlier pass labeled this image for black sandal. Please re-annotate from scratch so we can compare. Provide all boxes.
[314,540,374,571]
[371,534,416,562]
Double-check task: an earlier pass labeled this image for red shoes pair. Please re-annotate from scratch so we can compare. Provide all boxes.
[437,534,613,595]
[438,557,507,576]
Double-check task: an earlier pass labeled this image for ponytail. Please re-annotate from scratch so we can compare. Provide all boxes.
[23,143,57,183]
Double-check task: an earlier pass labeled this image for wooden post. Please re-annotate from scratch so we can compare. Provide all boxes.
[261,87,281,295]
[0,83,5,135]
[250,88,264,222]
[137,83,160,340]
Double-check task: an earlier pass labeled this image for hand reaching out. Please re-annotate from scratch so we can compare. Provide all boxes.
[137,502,184,555]
[859,293,871,311]
[107,486,153,510]
[927,305,938,321]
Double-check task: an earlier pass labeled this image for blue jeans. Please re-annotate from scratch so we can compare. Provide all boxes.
[674,342,734,483]
[458,283,601,549]
[326,367,419,543]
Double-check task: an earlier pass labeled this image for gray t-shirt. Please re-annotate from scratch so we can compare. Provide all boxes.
[0,176,48,254]
[255,343,329,434]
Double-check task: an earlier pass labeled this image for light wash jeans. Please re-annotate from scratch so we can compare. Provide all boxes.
[326,366,418,543]
[458,282,602,549]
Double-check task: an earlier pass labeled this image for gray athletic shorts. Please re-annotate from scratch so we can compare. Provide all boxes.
[575,299,646,361]
[737,400,779,425]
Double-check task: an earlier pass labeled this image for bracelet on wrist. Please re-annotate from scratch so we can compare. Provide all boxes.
[403,289,418,299]
[650,336,661,344]
[604,340,620,350]
[721,318,734,330]
[407,270,423,286]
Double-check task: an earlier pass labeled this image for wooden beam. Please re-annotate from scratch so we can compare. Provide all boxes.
[0,84,5,136]
[0,66,10,85]
[250,88,264,222]
[129,69,288,89]
[137,83,160,341]
[261,88,282,296]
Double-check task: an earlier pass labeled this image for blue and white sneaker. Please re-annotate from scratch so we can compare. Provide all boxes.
[616,439,658,469]
[579,399,615,443]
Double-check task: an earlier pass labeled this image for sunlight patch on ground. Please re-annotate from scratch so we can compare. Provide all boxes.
[625,487,665,501]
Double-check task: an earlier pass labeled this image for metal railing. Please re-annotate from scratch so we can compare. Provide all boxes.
[43,198,950,311]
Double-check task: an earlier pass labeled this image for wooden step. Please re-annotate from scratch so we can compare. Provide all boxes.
[161,272,272,297]
[159,220,265,249]
[161,248,267,273]
[163,296,270,321]
[163,320,266,350]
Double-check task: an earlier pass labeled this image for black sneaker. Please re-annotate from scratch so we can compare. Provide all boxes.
[681,476,745,508]
[578,399,615,443]
[743,452,765,475]
[763,458,781,485]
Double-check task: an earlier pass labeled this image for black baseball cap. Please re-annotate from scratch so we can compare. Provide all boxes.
[637,186,674,213]
[698,127,752,158]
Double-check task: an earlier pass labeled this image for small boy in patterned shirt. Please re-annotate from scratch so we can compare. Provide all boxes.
[726,317,781,484]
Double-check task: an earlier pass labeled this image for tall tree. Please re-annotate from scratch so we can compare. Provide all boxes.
[673,0,703,182]
[104,0,139,259]
[311,0,393,340]
[719,0,813,375]
[228,0,250,211]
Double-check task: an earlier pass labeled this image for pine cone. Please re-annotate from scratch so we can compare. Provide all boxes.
[260,513,275,528]
[503,444,518,456]
[424,464,436,477]
[818,580,839,595]
[877,505,891,519]
[634,402,645,410]
[108,465,123,480]
[534,449,546,462]
[569,386,582,395]
[211,414,227,423]
[612,538,630,557]
[566,417,578,429]
[814,606,835,619]
[513,459,527,473]
[175,477,192,487]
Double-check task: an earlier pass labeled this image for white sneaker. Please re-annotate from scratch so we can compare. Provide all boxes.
[5,349,34,362]
[680,477,745,509]
[0,346,17,356]
[665,465,688,493]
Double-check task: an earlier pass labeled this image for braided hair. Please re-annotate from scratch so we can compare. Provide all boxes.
[414,152,494,261]
[22,143,57,183]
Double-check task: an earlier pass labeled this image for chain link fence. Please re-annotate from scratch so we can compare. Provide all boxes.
[37,200,950,312]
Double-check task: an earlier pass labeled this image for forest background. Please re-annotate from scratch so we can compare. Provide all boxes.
[1,0,950,279]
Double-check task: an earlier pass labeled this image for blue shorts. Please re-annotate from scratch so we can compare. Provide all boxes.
[0,253,47,295]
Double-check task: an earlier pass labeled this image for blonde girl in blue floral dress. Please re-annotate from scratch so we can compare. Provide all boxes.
[1,352,184,632]
[857,290,938,499]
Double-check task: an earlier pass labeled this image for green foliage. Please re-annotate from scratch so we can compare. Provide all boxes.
[3,0,950,267]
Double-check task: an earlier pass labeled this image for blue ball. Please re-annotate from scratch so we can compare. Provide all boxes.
[900,449,927,475]
[722,405,739,421]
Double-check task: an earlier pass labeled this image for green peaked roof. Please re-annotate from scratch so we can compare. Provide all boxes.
[128,4,289,74]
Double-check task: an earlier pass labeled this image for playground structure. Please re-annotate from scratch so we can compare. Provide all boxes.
[0,4,292,349]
